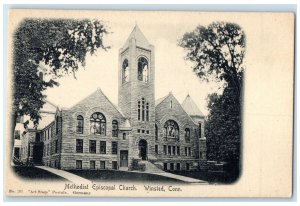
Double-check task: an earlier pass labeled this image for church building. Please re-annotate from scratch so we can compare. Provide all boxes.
[18,26,207,171]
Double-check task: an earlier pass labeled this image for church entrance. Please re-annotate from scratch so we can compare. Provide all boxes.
[120,150,128,167]
[32,144,43,164]
[138,139,147,160]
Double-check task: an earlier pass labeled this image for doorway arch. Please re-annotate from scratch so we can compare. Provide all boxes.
[138,139,148,160]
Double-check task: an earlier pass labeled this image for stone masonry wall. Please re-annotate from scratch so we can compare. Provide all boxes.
[59,89,130,170]
[154,94,200,170]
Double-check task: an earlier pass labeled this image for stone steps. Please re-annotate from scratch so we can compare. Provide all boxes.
[119,167,129,171]
[139,161,164,173]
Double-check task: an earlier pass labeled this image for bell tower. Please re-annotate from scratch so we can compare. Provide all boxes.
[118,25,155,162]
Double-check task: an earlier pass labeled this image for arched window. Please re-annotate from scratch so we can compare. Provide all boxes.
[76,115,84,134]
[142,98,145,121]
[137,57,149,83]
[112,120,118,137]
[185,128,190,142]
[138,100,141,121]
[90,112,106,135]
[138,98,149,121]
[164,120,179,141]
[146,102,149,121]
[122,59,129,83]
[155,124,158,140]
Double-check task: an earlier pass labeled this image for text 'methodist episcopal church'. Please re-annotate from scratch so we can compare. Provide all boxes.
[15,26,207,172]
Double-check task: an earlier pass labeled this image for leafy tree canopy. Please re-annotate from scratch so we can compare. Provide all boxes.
[179,22,245,98]
[12,19,108,127]
[179,22,245,181]
[205,85,241,162]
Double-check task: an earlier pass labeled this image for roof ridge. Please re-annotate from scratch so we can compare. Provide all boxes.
[169,93,200,125]
[156,92,199,125]
[44,99,58,108]
[122,25,150,49]
[155,94,169,106]
[182,94,204,117]
[97,89,126,118]
[69,89,100,109]
[69,88,125,118]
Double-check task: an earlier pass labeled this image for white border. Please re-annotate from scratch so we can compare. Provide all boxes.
[1,1,298,205]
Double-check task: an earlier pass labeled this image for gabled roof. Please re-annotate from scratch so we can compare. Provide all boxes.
[36,113,55,129]
[182,94,204,117]
[156,92,199,125]
[155,94,169,106]
[40,99,58,114]
[123,25,150,49]
[69,88,125,118]
[99,89,126,118]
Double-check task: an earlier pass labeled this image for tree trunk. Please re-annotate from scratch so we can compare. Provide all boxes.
[10,113,17,164]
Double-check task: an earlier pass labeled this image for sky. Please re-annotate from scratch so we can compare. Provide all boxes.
[43,12,225,115]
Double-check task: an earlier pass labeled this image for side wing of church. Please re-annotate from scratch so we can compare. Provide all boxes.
[17,26,207,172]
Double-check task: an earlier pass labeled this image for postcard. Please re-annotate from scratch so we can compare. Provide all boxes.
[5,9,294,197]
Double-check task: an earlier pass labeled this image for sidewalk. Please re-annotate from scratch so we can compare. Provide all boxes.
[36,166,206,184]
[137,161,207,183]
[35,166,92,184]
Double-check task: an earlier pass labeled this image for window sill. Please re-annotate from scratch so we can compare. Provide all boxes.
[137,80,149,84]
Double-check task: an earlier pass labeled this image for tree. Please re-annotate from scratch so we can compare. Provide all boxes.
[205,85,241,181]
[179,22,245,101]
[10,19,108,159]
[179,22,245,182]
[204,78,242,164]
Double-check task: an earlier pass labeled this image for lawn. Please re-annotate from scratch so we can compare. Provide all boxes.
[168,170,239,184]
[13,166,67,181]
[68,169,186,183]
